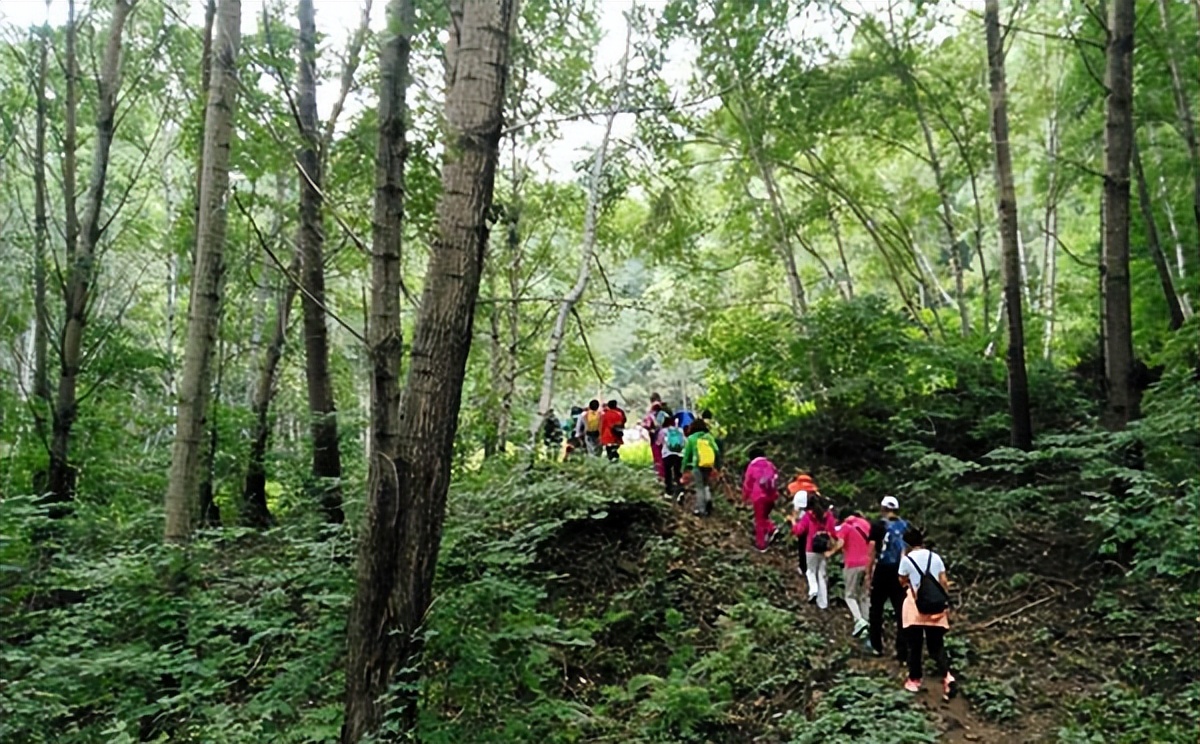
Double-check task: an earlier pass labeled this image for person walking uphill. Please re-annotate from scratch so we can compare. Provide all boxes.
[792,498,837,609]
[600,400,626,461]
[575,399,603,456]
[866,496,909,662]
[682,419,719,516]
[898,526,957,700]
[741,448,780,552]
[657,414,687,500]
[643,394,668,479]
[828,506,873,637]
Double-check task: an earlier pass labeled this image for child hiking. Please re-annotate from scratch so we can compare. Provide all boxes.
[657,414,687,500]
[786,472,819,575]
[741,448,780,552]
[643,394,667,479]
[898,526,957,700]
[682,419,719,516]
[792,497,837,609]
[866,496,909,661]
[828,506,873,637]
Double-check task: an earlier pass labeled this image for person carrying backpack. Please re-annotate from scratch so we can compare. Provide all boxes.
[700,409,725,470]
[785,472,818,575]
[828,506,873,637]
[657,413,686,500]
[682,419,719,516]
[791,497,837,608]
[575,399,603,456]
[600,400,626,461]
[866,496,909,662]
[741,447,780,552]
[897,526,957,700]
[643,395,666,479]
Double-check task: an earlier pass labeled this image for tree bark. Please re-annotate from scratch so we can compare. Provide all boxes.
[534,17,631,434]
[297,0,344,523]
[341,0,414,734]
[1041,66,1061,360]
[1132,138,1185,330]
[1101,0,1140,430]
[1155,0,1200,269]
[46,0,135,508]
[985,0,1034,451]
[1149,129,1194,318]
[164,0,242,543]
[829,208,854,299]
[341,0,514,739]
[33,13,50,408]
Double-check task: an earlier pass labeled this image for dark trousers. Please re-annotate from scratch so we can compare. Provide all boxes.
[869,563,908,660]
[605,444,621,461]
[663,456,682,495]
[796,537,808,572]
[905,625,949,681]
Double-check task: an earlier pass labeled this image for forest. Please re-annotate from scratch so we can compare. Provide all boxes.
[0,0,1197,741]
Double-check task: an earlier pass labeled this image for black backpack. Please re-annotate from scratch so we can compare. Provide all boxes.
[906,552,949,615]
[811,531,831,554]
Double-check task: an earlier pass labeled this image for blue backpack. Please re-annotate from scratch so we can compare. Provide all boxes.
[878,518,908,566]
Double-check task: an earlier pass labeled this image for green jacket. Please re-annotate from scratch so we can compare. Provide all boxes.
[682,431,719,470]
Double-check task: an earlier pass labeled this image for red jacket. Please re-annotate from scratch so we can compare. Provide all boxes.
[600,407,626,445]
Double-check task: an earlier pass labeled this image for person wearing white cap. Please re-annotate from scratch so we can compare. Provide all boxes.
[865,495,910,662]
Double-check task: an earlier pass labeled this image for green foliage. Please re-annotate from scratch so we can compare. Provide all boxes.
[781,674,939,743]
[1057,683,1200,744]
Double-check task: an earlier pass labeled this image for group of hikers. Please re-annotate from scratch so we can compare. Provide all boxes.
[553,392,959,701]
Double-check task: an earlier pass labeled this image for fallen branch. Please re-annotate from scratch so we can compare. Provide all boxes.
[962,593,1058,632]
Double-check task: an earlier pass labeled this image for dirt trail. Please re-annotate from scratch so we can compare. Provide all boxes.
[682,489,1016,743]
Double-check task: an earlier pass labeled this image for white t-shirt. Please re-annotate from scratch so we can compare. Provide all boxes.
[898,548,946,593]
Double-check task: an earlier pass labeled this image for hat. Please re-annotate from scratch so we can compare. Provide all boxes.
[880,496,900,510]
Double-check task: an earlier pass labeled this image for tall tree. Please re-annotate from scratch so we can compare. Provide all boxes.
[46,0,136,506]
[1132,139,1185,330]
[342,0,516,738]
[164,0,243,542]
[1154,0,1200,265]
[984,0,1033,451]
[534,16,631,437]
[32,6,51,409]
[296,0,344,523]
[340,0,414,736]
[1101,0,1139,430]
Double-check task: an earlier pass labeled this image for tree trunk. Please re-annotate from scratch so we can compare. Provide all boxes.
[829,208,854,299]
[1041,74,1060,360]
[985,0,1033,451]
[496,194,522,450]
[164,0,242,543]
[1155,0,1200,269]
[46,0,134,508]
[242,259,300,527]
[297,0,344,523]
[341,1,514,739]
[1101,0,1140,430]
[1149,129,1194,318]
[341,0,414,734]
[33,14,50,409]
[1132,138,1185,330]
[534,17,631,433]
[198,330,225,528]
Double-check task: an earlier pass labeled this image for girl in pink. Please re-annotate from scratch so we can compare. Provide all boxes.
[792,499,837,608]
[741,448,780,552]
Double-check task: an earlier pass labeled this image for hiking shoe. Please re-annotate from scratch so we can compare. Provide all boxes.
[863,639,882,657]
[942,673,958,701]
[904,679,922,693]
[852,619,869,637]
[754,545,769,554]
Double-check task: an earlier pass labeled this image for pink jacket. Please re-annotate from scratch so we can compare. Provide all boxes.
[792,509,837,552]
[741,457,779,504]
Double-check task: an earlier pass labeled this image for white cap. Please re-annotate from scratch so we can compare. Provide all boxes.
[793,491,808,511]
[881,496,899,510]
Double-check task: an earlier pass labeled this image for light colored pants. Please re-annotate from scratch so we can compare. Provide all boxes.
[692,467,712,514]
[843,566,870,622]
[805,552,829,609]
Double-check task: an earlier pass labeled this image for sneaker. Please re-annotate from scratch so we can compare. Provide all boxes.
[754,545,768,554]
[863,639,882,657]
[796,566,804,577]
[942,672,958,701]
[807,594,818,605]
[692,510,703,517]
[852,619,869,638]
[767,527,781,546]
[904,679,922,693]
